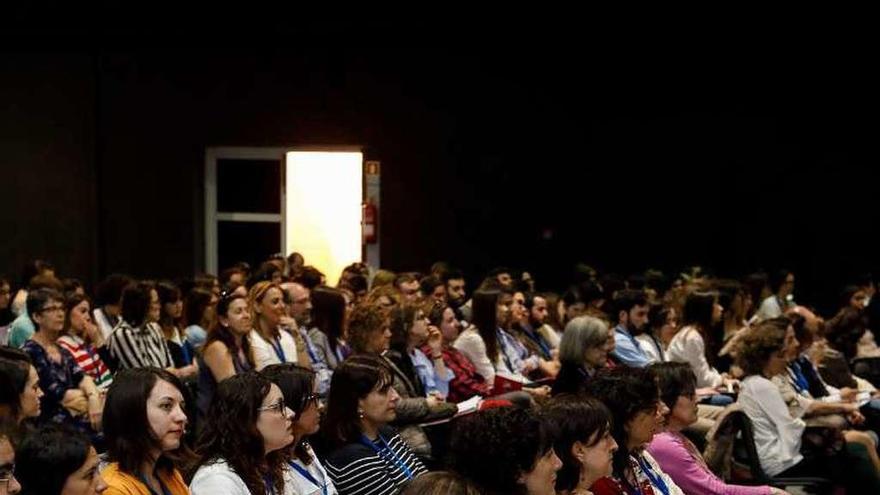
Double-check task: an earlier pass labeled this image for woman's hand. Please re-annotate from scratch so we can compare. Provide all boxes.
[62,389,88,415]
[426,325,443,354]
[87,393,103,431]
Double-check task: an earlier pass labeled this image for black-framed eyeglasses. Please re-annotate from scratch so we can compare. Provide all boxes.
[258,399,288,417]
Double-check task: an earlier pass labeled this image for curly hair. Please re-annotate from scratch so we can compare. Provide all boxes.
[584,367,660,478]
[448,407,552,495]
[735,320,788,377]
[544,396,613,492]
[194,372,287,495]
[347,303,389,354]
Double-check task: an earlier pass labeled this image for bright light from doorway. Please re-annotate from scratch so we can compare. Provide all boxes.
[285,151,363,285]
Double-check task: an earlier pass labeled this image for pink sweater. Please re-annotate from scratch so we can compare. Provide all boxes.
[647,431,772,495]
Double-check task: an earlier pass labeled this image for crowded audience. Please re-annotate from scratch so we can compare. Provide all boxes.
[4,254,880,495]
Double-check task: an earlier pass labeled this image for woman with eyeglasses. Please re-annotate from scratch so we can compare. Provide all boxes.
[190,371,294,494]
[197,291,256,421]
[249,282,301,370]
[322,354,427,495]
[262,363,339,495]
[586,368,684,495]
[101,368,192,495]
[21,289,102,436]
[647,362,784,495]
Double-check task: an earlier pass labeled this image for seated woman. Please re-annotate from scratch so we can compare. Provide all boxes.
[197,291,256,421]
[424,302,491,403]
[322,354,427,495]
[14,424,107,494]
[735,320,880,492]
[347,303,455,459]
[190,372,294,494]
[586,368,684,495]
[0,349,43,427]
[309,286,350,370]
[21,289,102,437]
[636,304,678,364]
[57,292,113,390]
[448,406,562,495]
[667,291,735,406]
[647,362,783,495]
[262,363,339,495]
[248,282,301,370]
[156,281,198,378]
[101,368,192,495]
[552,316,611,396]
[107,281,175,371]
[182,287,214,353]
[453,289,549,399]
[544,396,619,495]
[386,303,454,400]
[510,291,560,376]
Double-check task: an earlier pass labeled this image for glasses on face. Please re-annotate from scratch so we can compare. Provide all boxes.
[39,304,64,314]
[304,393,319,407]
[259,399,288,417]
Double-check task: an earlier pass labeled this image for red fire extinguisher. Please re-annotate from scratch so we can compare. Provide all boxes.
[363,198,378,244]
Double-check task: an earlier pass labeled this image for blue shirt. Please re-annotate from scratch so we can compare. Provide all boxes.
[496,328,539,376]
[409,347,454,398]
[612,324,650,368]
[300,327,333,397]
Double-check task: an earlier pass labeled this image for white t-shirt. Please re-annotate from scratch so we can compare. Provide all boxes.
[250,328,299,371]
[190,460,251,495]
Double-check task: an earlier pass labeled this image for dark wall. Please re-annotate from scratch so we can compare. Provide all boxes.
[1,32,877,314]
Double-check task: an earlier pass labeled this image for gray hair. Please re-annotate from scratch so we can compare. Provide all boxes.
[559,315,610,366]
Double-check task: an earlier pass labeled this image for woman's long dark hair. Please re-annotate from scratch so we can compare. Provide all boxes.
[311,286,346,356]
[472,289,501,362]
[204,293,255,369]
[544,396,613,492]
[261,363,316,464]
[682,290,719,367]
[322,354,394,449]
[103,368,195,476]
[15,425,92,495]
[585,367,660,479]
[0,352,30,423]
[156,281,182,339]
[387,304,425,396]
[194,372,286,495]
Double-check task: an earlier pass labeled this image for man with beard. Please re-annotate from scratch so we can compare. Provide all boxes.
[610,289,652,368]
[443,268,469,319]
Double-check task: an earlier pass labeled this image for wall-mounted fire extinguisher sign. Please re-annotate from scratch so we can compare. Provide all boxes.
[363,197,378,244]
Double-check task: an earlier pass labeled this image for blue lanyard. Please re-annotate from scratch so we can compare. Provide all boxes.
[289,460,328,495]
[270,334,287,363]
[137,473,171,495]
[302,330,320,365]
[359,434,414,481]
[496,329,515,371]
[789,363,809,393]
[524,327,552,357]
[636,455,670,495]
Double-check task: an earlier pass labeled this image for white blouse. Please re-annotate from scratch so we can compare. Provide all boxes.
[453,326,495,387]
[738,375,805,476]
[283,445,338,495]
[667,326,722,388]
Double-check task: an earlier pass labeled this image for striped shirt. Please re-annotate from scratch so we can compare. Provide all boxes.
[324,428,426,495]
[108,321,174,370]
[57,334,113,389]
